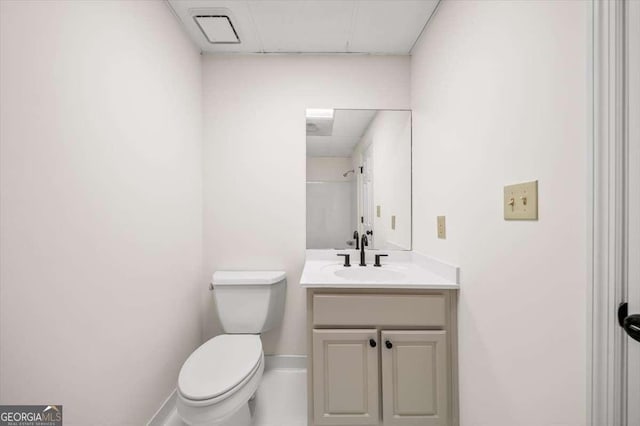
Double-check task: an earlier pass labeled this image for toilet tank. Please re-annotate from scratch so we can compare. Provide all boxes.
[211,271,286,334]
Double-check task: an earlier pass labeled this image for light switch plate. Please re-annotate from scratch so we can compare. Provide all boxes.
[504,180,538,220]
[437,216,446,239]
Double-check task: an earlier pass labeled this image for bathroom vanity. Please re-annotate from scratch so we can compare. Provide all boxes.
[301,250,460,426]
[303,107,458,425]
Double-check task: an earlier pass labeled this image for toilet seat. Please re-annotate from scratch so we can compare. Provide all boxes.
[178,334,262,402]
[176,351,264,425]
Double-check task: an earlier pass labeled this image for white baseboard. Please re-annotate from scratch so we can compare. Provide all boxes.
[147,389,177,426]
[146,355,307,426]
[264,354,307,370]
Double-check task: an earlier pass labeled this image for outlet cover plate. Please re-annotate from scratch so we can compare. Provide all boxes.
[504,180,538,220]
[437,216,446,239]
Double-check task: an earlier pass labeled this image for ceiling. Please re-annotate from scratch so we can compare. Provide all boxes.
[307,109,377,157]
[167,0,439,54]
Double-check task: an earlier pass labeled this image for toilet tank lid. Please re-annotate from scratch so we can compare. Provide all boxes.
[212,270,286,285]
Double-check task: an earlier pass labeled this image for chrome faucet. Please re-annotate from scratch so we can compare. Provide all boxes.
[359,234,368,266]
[353,230,359,250]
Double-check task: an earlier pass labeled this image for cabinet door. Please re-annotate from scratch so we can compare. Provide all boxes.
[312,329,379,425]
[381,330,448,426]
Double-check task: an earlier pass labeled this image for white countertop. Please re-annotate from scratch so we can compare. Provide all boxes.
[300,249,459,289]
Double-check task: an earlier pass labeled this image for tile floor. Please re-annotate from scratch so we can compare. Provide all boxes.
[163,366,307,426]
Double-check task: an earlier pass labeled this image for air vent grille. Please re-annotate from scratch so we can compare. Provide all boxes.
[193,15,240,44]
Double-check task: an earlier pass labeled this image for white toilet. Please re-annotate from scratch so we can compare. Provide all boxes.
[176,270,286,426]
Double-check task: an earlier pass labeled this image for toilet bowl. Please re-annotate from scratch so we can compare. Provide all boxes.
[176,335,264,426]
[176,271,286,426]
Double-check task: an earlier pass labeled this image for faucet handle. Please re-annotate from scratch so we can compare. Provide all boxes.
[337,253,351,267]
[373,254,388,267]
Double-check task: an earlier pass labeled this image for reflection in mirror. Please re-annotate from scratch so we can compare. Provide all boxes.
[306,109,411,250]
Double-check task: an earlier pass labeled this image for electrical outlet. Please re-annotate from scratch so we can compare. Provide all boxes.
[437,216,446,239]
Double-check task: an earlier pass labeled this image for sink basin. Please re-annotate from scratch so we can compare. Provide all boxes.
[333,267,406,282]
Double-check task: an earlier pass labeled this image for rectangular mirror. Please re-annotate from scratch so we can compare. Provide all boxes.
[306,109,412,250]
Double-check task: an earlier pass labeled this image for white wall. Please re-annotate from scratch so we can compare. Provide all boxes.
[202,55,410,354]
[0,1,202,424]
[411,1,587,425]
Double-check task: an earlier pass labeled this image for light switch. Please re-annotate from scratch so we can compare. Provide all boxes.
[504,180,538,220]
[377,205,381,218]
[437,216,446,239]
[391,215,396,230]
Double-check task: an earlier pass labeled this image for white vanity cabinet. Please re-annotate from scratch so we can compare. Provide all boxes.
[380,330,448,426]
[312,329,380,425]
[306,290,458,426]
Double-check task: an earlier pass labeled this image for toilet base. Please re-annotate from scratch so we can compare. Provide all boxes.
[179,402,251,426]
[222,403,251,426]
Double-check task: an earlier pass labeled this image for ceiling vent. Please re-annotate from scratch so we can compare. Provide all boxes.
[193,14,240,44]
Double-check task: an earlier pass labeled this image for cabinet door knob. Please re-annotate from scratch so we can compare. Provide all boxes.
[385,340,393,349]
[369,339,377,348]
